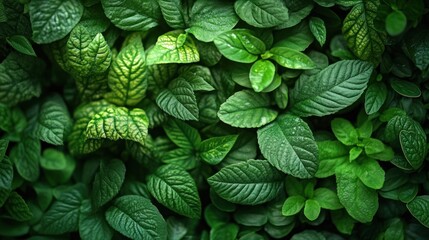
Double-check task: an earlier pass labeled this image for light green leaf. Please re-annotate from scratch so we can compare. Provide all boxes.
[106,41,147,106]
[331,118,358,146]
[218,90,278,128]
[188,0,239,42]
[158,0,188,29]
[249,60,276,92]
[146,30,200,65]
[342,0,386,63]
[355,158,385,190]
[234,0,289,28]
[10,137,40,182]
[68,118,103,155]
[41,148,68,170]
[268,47,315,69]
[362,138,385,155]
[214,29,265,63]
[309,17,326,46]
[407,195,429,228]
[101,0,161,31]
[0,157,13,189]
[148,164,201,218]
[313,188,342,210]
[85,106,149,145]
[290,60,373,117]
[79,200,114,240]
[349,147,362,162]
[92,159,126,209]
[274,83,289,109]
[365,82,387,115]
[315,141,348,178]
[29,0,84,44]
[257,114,318,179]
[105,195,167,240]
[6,35,36,56]
[385,10,407,36]
[304,199,321,221]
[5,192,32,222]
[282,195,305,216]
[38,187,85,234]
[208,160,284,205]
[200,135,238,165]
[156,78,199,121]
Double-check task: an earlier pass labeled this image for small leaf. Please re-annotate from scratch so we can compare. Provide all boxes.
[41,148,68,170]
[407,195,429,228]
[200,135,238,165]
[400,130,426,169]
[163,119,201,149]
[5,192,32,222]
[365,82,387,115]
[249,60,276,92]
[268,47,315,69]
[208,160,283,205]
[331,118,358,146]
[282,196,305,216]
[148,164,201,218]
[179,65,215,91]
[234,0,289,28]
[105,195,167,240]
[0,157,13,189]
[10,137,40,182]
[309,17,326,46]
[385,10,407,36]
[313,188,342,210]
[355,158,385,190]
[390,79,421,98]
[304,199,321,221]
[158,0,188,29]
[6,35,36,56]
[218,90,278,128]
[0,139,8,159]
[315,141,348,178]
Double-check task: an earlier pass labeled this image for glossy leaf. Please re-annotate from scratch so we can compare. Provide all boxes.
[407,195,429,228]
[365,82,387,115]
[249,60,276,92]
[268,47,315,69]
[200,135,238,165]
[234,0,289,28]
[6,35,36,56]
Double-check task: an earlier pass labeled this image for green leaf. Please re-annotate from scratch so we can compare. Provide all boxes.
[38,187,85,234]
[41,148,68,170]
[105,41,147,106]
[200,135,238,165]
[0,157,13,189]
[390,79,421,98]
[10,137,40,182]
[268,47,315,69]
[210,223,239,240]
[146,30,200,65]
[336,166,378,223]
[148,164,201,218]
[400,130,426,170]
[282,195,305,216]
[218,90,278,128]
[385,10,407,36]
[68,118,103,155]
[188,0,239,42]
[29,0,84,44]
[249,60,276,92]
[66,25,112,77]
[208,160,283,205]
[342,0,386,63]
[362,138,385,155]
[234,206,268,227]
[313,188,342,210]
[0,188,9,208]
[349,147,363,162]
[6,35,36,56]
[365,82,387,115]
[92,159,126,209]
[179,65,215,91]
[257,114,318,179]
[407,195,429,228]
[290,60,373,117]
[214,29,265,63]
[316,141,348,178]
[309,17,326,46]
[161,148,197,170]
[101,0,161,31]
[0,139,8,159]
[331,209,356,235]
[234,0,289,28]
[163,119,201,149]
[404,30,429,71]
[105,195,167,240]
[86,106,149,145]
[156,78,199,121]
[355,158,385,190]
[274,83,289,109]
[79,200,114,240]
[157,0,188,29]
[331,118,358,146]
[304,199,321,221]
[5,192,32,222]
[273,22,314,51]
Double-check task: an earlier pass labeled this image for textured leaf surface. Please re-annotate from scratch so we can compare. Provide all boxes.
[200,135,238,165]
[234,0,289,28]
[105,195,167,240]
[92,159,126,209]
[5,192,32,222]
[268,47,315,69]
[163,119,201,149]
[258,114,318,179]
[218,90,278,128]
[79,200,114,240]
[158,0,188,29]
[29,0,83,44]
[0,157,13,189]
[86,107,149,145]
[290,60,373,117]
[208,160,283,205]
[148,164,201,218]
[365,82,387,115]
[400,130,426,169]
[10,137,40,182]
[309,17,326,46]
[407,195,429,228]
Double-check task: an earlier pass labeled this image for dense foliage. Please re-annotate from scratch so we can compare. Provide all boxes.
[1,0,429,239]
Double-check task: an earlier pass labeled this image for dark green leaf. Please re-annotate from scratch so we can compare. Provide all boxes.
[10,137,40,182]
[234,0,289,28]
[5,192,32,222]
[309,17,326,46]
[390,79,421,98]
[365,82,387,115]
[6,35,36,56]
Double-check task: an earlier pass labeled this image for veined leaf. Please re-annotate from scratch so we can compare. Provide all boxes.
[145,63,178,95]
[0,139,8,159]
[29,0,83,44]
[188,0,239,42]
[268,47,315,70]
[309,17,326,46]
[158,0,188,29]
[355,158,385,190]
[148,164,201,218]
[101,0,161,31]
[163,119,201,149]
[79,200,114,240]
[106,41,147,106]
[290,60,373,117]
[10,137,40,182]
[200,135,238,165]
[249,60,276,92]
[105,195,167,240]
[208,160,284,205]
[218,90,278,128]
[407,195,429,228]
[86,106,149,145]
[5,192,32,222]
[257,114,319,179]
[342,0,386,63]
[364,82,387,115]
[234,0,289,28]
[179,65,215,91]
[331,118,358,146]
[6,35,36,56]
[0,157,13,189]
[146,30,200,65]
[156,78,199,121]
[400,130,426,170]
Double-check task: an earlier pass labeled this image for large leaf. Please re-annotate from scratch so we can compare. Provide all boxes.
[92,159,126,209]
[105,195,167,240]
[86,106,149,145]
[101,0,161,31]
[163,119,201,149]
[148,164,201,218]
[208,160,283,205]
[342,0,386,63]
[290,60,373,117]
[106,41,147,106]
[234,0,289,28]
[218,90,278,128]
[200,135,238,165]
[10,137,40,182]
[188,0,239,42]
[257,114,319,179]
[146,30,200,65]
[407,195,429,228]
[29,0,83,44]
[156,78,199,121]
